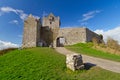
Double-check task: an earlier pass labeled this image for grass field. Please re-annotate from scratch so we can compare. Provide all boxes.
[66,43,120,62]
[0,47,120,80]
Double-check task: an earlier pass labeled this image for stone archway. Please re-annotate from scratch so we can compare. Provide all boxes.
[56,37,65,47]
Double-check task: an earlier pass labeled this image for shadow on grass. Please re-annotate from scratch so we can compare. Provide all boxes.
[84,62,96,70]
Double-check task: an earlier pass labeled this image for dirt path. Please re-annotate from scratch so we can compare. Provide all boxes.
[55,47,120,73]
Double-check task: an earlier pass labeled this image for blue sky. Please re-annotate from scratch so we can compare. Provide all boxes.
[0,0,120,49]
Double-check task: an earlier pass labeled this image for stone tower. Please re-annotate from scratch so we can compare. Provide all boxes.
[22,14,41,48]
[42,13,60,47]
[42,13,60,28]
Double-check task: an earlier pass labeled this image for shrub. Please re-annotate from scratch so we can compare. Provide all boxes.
[0,48,17,56]
[107,37,119,52]
[92,37,99,46]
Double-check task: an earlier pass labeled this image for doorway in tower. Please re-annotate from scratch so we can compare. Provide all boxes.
[56,37,65,47]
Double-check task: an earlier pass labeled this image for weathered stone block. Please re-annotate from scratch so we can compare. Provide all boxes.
[66,54,84,71]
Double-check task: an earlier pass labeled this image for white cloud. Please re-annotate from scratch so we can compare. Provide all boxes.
[0,40,19,50]
[18,35,22,38]
[1,7,17,13]
[80,22,88,26]
[0,6,40,20]
[94,26,120,44]
[32,15,40,20]
[80,10,102,22]
[0,6,28,20]
[9,20,18,24]
[0,12,2,16]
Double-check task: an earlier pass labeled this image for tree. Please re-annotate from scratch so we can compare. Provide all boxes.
[107,37,119,53]
[92,37,99,46]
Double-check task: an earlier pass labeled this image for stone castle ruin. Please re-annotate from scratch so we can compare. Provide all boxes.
[22,13,102,48]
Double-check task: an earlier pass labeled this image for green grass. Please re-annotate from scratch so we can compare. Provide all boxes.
[66,43,120,62]
[0,47,120,80]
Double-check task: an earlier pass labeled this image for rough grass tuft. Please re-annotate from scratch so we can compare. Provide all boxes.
[66,43,120,62]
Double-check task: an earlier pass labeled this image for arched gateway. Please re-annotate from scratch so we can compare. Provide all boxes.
[56,37,65,47]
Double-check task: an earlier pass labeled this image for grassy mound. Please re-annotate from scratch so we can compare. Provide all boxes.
[66,43,120,62]
[0,47,120,80]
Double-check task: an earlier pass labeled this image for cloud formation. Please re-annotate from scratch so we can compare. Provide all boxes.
[0,40,19,50]
[94,26,120,44]
[0,7,28,20]
[80,22,88,26]
[80,10,102,22]
[0,6,40,20]
[18,35,23,38]
[9,20,18,24]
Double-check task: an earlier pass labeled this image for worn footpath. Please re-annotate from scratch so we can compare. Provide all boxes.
[55,47,120,73]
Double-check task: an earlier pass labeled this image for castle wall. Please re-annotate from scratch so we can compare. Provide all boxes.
[86,28,101,42]
[22,15,41,48]
[57,28,101,46]
[42,13,60,47]
[36,20,41,46]
[40,27,53,46]
[58,28,87,45]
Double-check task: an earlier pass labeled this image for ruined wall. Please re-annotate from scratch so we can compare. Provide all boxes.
[40,27,53,46]
[36,19,41,46]
[42,13,60,47]
[86,28,101,42]
[58,27,101,46]
[22,15,41,48]
[58,28,87,45]
[42,13,60,29]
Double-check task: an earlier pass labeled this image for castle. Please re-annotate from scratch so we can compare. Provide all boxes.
[22,13,101,48]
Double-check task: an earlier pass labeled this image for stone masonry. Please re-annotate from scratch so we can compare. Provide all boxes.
[22,13,102,48]
[57,27,101,46]
[66,54,84,71]
[22,14,41,48]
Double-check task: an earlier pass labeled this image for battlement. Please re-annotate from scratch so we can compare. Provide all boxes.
[42,13,60,29]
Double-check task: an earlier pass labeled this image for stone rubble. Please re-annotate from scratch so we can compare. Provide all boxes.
[66,54,84,71]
